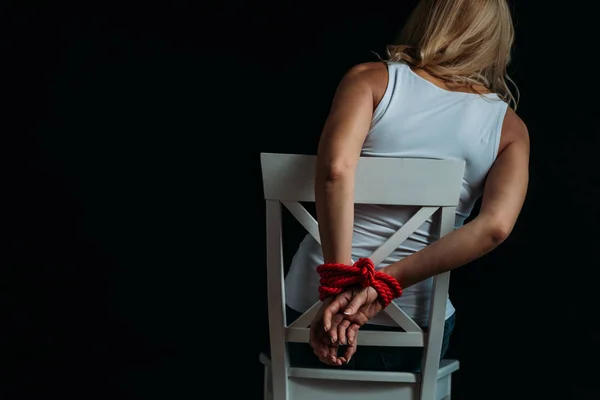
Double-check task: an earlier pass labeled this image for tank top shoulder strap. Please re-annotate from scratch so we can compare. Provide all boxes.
[372,61,409,125]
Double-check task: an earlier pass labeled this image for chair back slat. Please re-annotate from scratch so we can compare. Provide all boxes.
[369,206,438,266]
[261,153,465,205]
[282,201,320,244]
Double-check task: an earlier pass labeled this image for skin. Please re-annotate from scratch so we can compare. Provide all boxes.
[309,61,530,366]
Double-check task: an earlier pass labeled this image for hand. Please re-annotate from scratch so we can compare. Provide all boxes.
[309,298,355,366]
[323,286,383,350]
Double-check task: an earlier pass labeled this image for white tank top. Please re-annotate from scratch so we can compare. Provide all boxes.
[285,61,509,326]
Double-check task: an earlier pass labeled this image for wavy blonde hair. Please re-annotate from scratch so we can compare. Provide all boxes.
[386,0,519,109]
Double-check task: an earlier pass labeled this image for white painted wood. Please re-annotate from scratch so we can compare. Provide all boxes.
[434,360,459,400]
[382,303,423,333]
[266,200,289,400]
[346,330,425,347]
[369,207,438,266]
[260,353,459,400]
[435,375,451,400]
[261,153,465,206]
[370,206,436,334]
[260,153,464,400]
[288,301,321,329]
[260,353,459,381]
[436,359,460,378]
[264,364,273,400]
[419,207,456,400]
[289,368,419,383]
[282,201,321,244]
[289,378,420,400]
[286,328,424,347]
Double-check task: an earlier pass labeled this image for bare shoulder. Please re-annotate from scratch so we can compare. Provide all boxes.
[498,107,530,153]
[345,61,388,77]
[339,62,389,108]
[344,62,388,85]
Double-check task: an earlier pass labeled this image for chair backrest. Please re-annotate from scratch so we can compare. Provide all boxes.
[260,152,465,399]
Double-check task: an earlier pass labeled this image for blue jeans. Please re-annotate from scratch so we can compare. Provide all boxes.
[285,305,455,372]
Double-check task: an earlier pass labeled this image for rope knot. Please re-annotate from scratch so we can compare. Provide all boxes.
[316,257,403,308]
[355,257,375,288]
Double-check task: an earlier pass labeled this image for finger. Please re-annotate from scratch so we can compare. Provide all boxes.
[323,294,350,332]
[311,336,336,366]
[327,343,341,365]
[327,314,345,344]
[315,350,333,365]
[337,319,351,346]
[310,323,331,362]
[344,289,367,316]
[314,347,333,365]
[311,324,339,366]
[347,323,360,346]
[311,337,341,366]
[342,335,358,363]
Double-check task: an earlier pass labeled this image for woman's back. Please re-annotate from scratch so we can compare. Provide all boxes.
[285,60,509,326]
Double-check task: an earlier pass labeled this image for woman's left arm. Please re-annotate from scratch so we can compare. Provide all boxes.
[315,63,382,265]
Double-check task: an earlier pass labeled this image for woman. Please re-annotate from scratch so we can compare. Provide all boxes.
[284,0,529,370]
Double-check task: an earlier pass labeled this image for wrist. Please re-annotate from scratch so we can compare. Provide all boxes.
[378,264,400,282]
[322,256,353,266]
[317,258,403,305]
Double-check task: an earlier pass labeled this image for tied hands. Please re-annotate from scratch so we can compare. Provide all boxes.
[309,285,382,366]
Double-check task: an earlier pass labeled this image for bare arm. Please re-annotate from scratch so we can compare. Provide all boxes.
[315,63,385,265]
[309,62,387,366]
[380,109,530,287]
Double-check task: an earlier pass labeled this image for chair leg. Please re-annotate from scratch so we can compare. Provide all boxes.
[435,374,453,400]
[263,365,273,400]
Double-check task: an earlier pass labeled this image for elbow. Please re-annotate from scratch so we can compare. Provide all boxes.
[318,161,355,182]
[487,219,513,246]
[476,213,513,246]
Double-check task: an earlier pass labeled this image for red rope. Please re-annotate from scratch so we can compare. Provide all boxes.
[316,258,403,308]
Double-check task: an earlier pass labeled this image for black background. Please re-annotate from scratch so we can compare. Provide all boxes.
[4,1,600,399]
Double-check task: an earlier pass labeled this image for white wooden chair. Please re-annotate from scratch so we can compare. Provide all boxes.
[259,152,465,400]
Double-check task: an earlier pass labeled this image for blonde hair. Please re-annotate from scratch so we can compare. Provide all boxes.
[386,0,519,109]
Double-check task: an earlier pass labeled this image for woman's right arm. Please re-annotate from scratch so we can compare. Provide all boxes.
[375,108,529,290]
